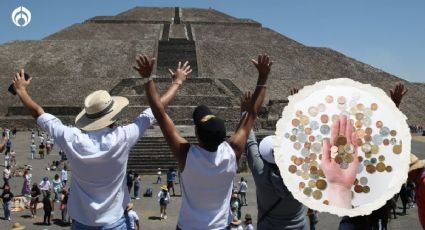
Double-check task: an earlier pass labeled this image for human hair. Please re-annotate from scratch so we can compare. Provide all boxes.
[54,174,59,180]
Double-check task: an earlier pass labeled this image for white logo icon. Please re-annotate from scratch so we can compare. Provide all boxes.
[11,6,32,27]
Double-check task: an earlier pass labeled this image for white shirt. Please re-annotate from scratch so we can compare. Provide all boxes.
[158,190,171,204]
[128,209,139,230]
[37,109,155,226]
[178,142,237,230]
[61,169,68,181]
[3,168,11,179]
[30,144,36,151]
[239,181,248,193]
[39,180,51,191]
[245,224,254,230]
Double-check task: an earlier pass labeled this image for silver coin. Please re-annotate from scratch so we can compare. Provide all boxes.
[291,128,299,135]
[363,160,372,166]
[308,106,319,117]
[372,134,383,145]
[357,164,364,173]
[294,142,302,150]
[296,170,302,176]
[344,144,354,154]
[310,173,319,180]
[284,133,290,139]
[311,143,322,153]
[370,157,377,164]
[301,148,310,157]
[298,133,307,143]
[361,143,372,153]
[390,138,397,145]
[310,120,320,130]
[301,164,310,171]
[320,125,330,135]
[362,117,372,127]
[316,135,323,142]
[317,103,326,112]
[380,127,390,137]
[298,125,305,131]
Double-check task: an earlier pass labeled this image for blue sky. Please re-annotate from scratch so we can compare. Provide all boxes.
[0,0,424,82]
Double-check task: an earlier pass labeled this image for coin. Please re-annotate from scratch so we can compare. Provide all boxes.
[320,114,329,123]
[300,116,310,126]
[393,145,402,154]
[284,133,290,139]
[291,128,299,135]
[298,133,307,143]
[311,143,322,153]
[340,162,349,169]
[335,155,343,164]
[290,135,297,142]
[337,96,346,104]
[371,145,379,154]
[366,165,376,174]
[310,121,320,130]
[344,154,354,163]
[380,127,390,137]
[331,151,338,159]
[376,121,383,128]
[356,103,365,111]
[308,136,315,142]
[338,145,345,154]
[310,160,319,167]
[336,136,348,146]
[301,148,310,157]
[355,120,363,129]
[320,125,330,135]
[323,200,329,205]
[309,153,317,161]
[302,171,310,180]
[354,185,363,193]
[365,152,372,159]
[303,187,312,197]
[305,128,312,135]
[296,110,303,117]
[308,106,319,117]
[365,127,373,135]
[383,139,390,146]
[358,156,364,162]
[356,129,366,138]
[325,95,334,103]
[299,182,305,189]
[318,103,326,112]
[292,118,300,127]
[362,117,372,127]
[354,178,359,185]
[376,162,386,172]
[363,186,370,193]
[390,130,397,136]
[364,135,372,143]
[390,138,397,145]
[291,155,297,162]
[295,158,304,166]
[304,157,311,164]
[310,166,318,173]
[372,135,383,145]
[385,165,393,172]
[355,113,364,120]
[301,164,310,171]
[316,135,323,142]
[371,157,377,164]
[359,177,368,185]
[288,165,297,173]
[361,143,372,153]
[371,103,378,111]
[316,179,327,190]
[294,142,302,150]
[344,144,354,154]
[312,190,322,200]
[318,169,325,178]
[308,180,316,188]
[356,138,363,146]
[378,155,385,162]
[296,170,302,176]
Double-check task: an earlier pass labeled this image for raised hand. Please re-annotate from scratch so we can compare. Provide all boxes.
[251,54,272,79]
[290,88,299,96]
[168,61,192,85]
[320,116,359,208]
[390,83,407,108]
[13,69,32,93]
[240,91,252,113]
[133,54,156,78]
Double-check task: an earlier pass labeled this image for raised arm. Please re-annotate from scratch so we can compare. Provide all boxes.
[0,137,7,152]
[228,54,272,160]
[390,83,407,108]
[134,55,192,171]
[13,69,44,119]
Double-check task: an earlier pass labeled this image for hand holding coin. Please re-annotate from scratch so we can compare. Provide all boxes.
[320,115,359,209]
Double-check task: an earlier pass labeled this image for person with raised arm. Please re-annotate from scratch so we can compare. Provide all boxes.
[134,54,271,229]
[12,66,188,229]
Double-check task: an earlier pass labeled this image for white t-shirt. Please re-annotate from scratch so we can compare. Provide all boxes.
[245,224,254,230]
[61,169,68,181]
[128,209,139,230]
[3,168,11,179]
[39,180,51,191]
[37,109,155,226]
[177,142,237,230]
[239,181,248,193]
[31,144,36,152]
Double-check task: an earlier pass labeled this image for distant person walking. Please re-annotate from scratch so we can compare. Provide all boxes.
[133,173,141,200]
[127,170,134,194]
[21,170,31,196]
[38,142,45,159]
[39,177,51,197]
[42,190,53,225]
[3,165,11,188]
[127,203,140,230]
[1,185,14,221]
[30,183,41,218]
[30,141,36,159]
[158,185,171,219]
[166,168,177,196]
[61,165,68,187]
[239,177,248,206]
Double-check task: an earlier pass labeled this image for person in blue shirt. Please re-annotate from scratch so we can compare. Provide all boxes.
[167,168,177,196]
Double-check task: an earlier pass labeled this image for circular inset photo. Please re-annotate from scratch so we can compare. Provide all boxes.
[275,78,411,217]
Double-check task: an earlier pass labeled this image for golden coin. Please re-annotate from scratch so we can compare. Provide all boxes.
[344,154,353,163]
[371,145,379,154]
[309,135,315,142]
[356,129,366,139]
[299,182,306,189]
[371,103,378,111]
[303,187,312,197]
[325,95,334,103]
[305,128,312,135]
[310,161,319,167]
[356,138,363,146]
[288,165,297,174]
[390,130,397,136]
[338,145,345,153]
[355,113,364,120]
[358,156,364,162]
[291,155,297,162]
[295,158,304,166]
[393,145,402,154]
[312,190,322,200]
[354,185,363,193]
[336,136,348,146]
[378,155,385,162]
[320,114,329,123]
[365,152,372,159]
[337,96,346,104]
[366,165,376,174]
[301,171,309,180]
[304,142,311,149]
[300,115,310,126]
[308,180,316,188]
[376,121,383,128]
[385,165,393,172]
[383,139,390,146]
[316,179,327,190]
[364,135,372,142]
[365,128,373,135]
[376,162,386,172]
[310,166,318,173]
[292,118,300,127]
[323,200,329,205]
[363,186,370,193]
[310,153,317,161]
[318,169,326,178]
[335,155,343,164]
[296,110,303,118]
[356,103,365,111]
[355,120,363,129]
[290,135,297,142]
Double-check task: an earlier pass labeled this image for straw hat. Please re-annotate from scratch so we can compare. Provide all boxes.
[11,223,25,230]
[75,90,129,131]
[127,203,134,211]
[161,185,168,191]
[410,154,425,172]
[259,136,275,164]
[231,217,241,225]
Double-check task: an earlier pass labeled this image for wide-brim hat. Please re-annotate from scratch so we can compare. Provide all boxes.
[259,135,275,164]
[75,90,129,131]
[161,185,168,191]
[11,223,26,230]
[231,217,241,225]
[410,153,425,172]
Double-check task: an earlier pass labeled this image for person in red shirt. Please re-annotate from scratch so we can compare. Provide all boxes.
[408,154,425,229]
